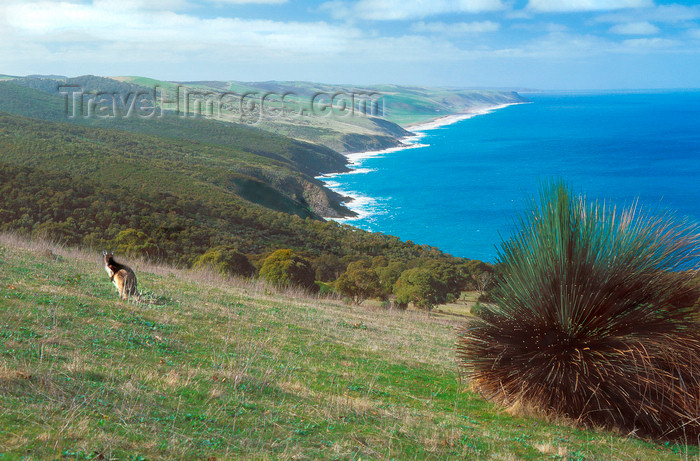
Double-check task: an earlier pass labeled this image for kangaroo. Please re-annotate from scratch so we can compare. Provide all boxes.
[103,251,139,301]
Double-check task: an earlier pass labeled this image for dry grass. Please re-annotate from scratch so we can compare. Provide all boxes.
[1,232,699,459]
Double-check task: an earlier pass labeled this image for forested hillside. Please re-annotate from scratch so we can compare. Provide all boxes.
[0,110,455,280]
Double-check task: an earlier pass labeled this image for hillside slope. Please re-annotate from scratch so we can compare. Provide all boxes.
[0,235,696,459]
[162,79,530,151]
[3,76,413,154]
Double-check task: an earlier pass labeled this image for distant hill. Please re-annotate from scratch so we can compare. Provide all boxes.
[25,73,68,79]
[112,76,529,152]
[0,78,350,179]
[3,74,528,153]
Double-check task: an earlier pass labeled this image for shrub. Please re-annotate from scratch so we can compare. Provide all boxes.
[113,228,159,258]
[193,245,255,278]
[423,259,469,297]
[335,261,381,304]
[394,268,447,311]
[259,249,317,291]
[457,181,700,441]
[375,261,406,298]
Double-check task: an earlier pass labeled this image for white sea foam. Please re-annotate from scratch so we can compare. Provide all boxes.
[327,188,385,222]
[344,168,376,175]
[344,138,428,166]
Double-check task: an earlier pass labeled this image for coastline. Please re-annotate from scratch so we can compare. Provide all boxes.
[319,101,525,221]
[405,102,525,131]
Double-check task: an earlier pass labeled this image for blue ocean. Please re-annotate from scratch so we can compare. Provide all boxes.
[322,92,700,262]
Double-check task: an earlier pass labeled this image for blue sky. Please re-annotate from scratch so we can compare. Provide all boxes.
[2,0,700,89]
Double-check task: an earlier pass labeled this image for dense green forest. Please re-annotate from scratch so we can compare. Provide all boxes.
[0,159,444,267]
[0,98,350,219]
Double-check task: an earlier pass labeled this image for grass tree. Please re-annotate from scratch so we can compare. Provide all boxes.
[457,181,700,441]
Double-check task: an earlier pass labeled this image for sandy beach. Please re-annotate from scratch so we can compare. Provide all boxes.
[406,102,527,132]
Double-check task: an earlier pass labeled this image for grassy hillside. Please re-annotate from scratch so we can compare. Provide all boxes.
[11,75,526,153]
[1,235,697,459]
[3,76,412,154]
[183,79,529,127]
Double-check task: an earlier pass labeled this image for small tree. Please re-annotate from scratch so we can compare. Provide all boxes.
[375,261,406,298]
[423,259,469,298]
[335,261,381,304]
[471,270,493,297]
[312,254,344,282]
[193,245,255,278]
[259,249,317,291]
[394,268,447,312]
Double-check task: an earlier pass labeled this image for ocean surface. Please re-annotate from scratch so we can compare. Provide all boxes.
[321,91,700,262]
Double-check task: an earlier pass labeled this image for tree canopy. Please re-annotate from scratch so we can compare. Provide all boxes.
[259,249,317,291]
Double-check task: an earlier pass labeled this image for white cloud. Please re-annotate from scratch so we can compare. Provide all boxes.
[504,31,609,58]
[206,0,287,4]
[609,21,659,35]
[621,37,678,49]
[511,22,568,33]
[2,1,358,55]
[477,29,684,61]
[411,21,500,35]
[95,0,194,10]
[2,0,698,86]
[527,0,653,13]
[596,4,700,23]
[321,0,505,21]
[0,0,477,80]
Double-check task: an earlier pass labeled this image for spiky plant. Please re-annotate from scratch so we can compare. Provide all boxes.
[457,181,700,441]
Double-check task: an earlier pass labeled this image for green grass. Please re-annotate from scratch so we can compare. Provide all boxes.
[1,234,698,460]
